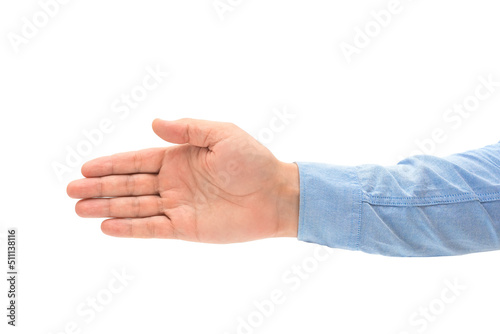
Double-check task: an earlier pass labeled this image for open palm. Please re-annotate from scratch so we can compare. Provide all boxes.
[67,119,299,243]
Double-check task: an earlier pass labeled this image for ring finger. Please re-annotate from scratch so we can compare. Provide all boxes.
[75,196,164,218]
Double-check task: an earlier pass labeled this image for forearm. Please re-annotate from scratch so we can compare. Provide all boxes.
[295,141,500,257]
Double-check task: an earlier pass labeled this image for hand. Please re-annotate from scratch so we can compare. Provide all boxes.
[67,118,299,243]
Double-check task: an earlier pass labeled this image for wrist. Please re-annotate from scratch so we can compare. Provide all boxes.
[275,162,300,238]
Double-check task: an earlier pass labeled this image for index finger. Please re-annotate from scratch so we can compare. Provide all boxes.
[82,148,166,177]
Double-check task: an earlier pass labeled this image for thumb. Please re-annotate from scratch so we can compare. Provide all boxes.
[152,118,229,148]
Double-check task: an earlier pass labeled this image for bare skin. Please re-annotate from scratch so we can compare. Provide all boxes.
[67,118,299,243]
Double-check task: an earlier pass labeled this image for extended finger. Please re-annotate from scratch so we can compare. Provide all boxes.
[152,118,235,149]
[75,196,164,218]
[101,216,175,239]
[81,148,166,177]
[67,174,158,199]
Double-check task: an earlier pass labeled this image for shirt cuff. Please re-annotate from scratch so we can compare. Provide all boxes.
[295,162,362,251]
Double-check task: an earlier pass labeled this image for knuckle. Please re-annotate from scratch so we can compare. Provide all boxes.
[126,175,135,195]
[133,151,142,173]
[132,197,141,217]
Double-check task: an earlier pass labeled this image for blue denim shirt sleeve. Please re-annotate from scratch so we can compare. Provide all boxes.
[296,141,500,257]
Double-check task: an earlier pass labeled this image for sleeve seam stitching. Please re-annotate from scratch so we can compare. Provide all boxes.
[353,167,363,251]
[365,190,500,201]
[362,197,500,207]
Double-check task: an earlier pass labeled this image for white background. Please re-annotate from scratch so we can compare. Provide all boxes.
[1,0,500,333]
